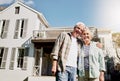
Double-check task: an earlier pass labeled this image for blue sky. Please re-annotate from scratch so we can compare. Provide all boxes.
[0,0,120,32]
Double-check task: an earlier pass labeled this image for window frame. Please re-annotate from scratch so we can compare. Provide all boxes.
[15,6,20,14]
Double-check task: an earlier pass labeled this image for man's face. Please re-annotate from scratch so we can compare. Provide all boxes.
[74,25,85,37]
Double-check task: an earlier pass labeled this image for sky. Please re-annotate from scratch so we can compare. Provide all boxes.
[0,0,120,32]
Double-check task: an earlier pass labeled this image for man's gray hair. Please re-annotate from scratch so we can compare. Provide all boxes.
[75,22,85,27]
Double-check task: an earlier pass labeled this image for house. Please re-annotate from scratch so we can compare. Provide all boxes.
[0,1,51,81]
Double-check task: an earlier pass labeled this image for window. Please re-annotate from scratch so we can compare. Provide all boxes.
[39,23,45,30]
[0,48,4,67]
[0,20,9,39]
[9,48,16,70]
[38,23,46,38]
[14,19,28,39]
[15,7,20,14]
[20,19,28,38]
[0,47,8,69]
[17,48,24,68]
[14,20,20,39]
[20,19,24,37]
[17,48,29,70]
[100,37,105,50]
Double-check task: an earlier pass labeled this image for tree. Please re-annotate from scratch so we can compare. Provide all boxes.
[112,33,120,47]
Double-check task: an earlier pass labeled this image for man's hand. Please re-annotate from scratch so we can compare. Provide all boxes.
[51,60,57,76]
[96,42,103,49]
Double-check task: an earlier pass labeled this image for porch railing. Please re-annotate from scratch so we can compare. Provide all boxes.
[33,65,40,76]
[32,28,73,39]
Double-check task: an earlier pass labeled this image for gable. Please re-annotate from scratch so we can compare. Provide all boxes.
[0,1,49,27]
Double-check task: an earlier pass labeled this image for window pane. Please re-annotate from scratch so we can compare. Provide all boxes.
[17,48,24,68]
[22,57,27,70]
[2,48,8,60]
[0,48,4,67]
[0,20,9,39]
[15,7,20,14]
[1,62,6,68]
[22,19,28,38]
[0,20,5,38]
[9,48,16,70]
[0,48,8,69]
[14,20,20,39]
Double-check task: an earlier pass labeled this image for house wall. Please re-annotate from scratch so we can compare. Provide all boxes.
[0,57,34,81]
[0,2,47,81]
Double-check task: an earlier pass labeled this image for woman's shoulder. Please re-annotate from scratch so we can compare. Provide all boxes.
[91,42,102,49]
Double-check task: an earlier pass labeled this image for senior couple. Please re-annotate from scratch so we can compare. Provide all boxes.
[51,22,106,81]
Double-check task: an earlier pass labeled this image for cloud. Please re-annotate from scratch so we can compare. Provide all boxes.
[0,0,14,5]
[18,0,34,5]
[0,0,34,6]
[96,0,120,32]
[24,0,34,6]
[108,24,120,33]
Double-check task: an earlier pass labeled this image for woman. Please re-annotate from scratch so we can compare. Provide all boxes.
[78,28,106,81]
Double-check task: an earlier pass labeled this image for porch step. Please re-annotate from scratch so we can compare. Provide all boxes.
[26,76,55,81]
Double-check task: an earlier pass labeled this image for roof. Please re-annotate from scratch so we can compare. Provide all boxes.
[0,1,49,27]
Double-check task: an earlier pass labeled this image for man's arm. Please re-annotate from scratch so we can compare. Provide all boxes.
[51,60,57,76]
[51,32,66,75]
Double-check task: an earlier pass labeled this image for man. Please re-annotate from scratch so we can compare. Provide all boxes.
[51,22,85,81]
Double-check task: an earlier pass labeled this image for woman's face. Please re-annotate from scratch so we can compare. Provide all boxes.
[82,29,92,43]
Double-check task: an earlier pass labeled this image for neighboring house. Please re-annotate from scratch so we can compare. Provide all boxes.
[0,1,118,81]
[98,28,116,57]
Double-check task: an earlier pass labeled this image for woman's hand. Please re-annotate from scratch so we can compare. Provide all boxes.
[99,71,104,81]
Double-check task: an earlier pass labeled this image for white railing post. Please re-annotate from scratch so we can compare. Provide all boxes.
[39,47,43,76]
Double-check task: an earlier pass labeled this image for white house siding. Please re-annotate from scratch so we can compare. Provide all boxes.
[98,29,116,57]
[0,1,48,81]
[27,76,55,81]
[0,57,34,81]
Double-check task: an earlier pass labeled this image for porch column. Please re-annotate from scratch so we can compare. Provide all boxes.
[39,47,43,76]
